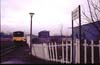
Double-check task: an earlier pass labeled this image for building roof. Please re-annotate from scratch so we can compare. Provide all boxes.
[74,21,100,29]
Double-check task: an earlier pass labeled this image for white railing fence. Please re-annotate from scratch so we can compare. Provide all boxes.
[32,39,100,64]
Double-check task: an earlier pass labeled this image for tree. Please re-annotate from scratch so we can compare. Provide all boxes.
[82,0,100,40]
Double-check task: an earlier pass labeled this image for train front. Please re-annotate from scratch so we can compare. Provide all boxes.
[12,31,26,46]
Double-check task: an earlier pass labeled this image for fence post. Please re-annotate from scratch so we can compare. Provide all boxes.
[43,43,49,60]
[74,39,78,63]
[61,41,65,63]
[70,40,72,63]
[54,42,57,61]
[78,39,80,63]
[32,44,36,56]
[49,43,52,61]
[84,40,87,64]
[75,40,77,63]
[66,40,68,63]
[91,40,94,64]
[51,43,55,61]
[75,39,80,64]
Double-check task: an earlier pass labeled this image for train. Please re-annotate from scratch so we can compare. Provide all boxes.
[0,31,27,56]
[12,31,26,46]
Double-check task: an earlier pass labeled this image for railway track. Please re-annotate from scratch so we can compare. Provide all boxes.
[0,45,16,57]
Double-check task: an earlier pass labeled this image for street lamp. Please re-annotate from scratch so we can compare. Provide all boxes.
[29,13,35,55]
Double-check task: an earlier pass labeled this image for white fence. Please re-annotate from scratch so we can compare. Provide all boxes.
[32,39,100,64]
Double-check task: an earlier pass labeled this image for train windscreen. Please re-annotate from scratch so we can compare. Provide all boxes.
[13,32,24,37]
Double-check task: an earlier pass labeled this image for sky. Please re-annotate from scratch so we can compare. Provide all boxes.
[1,0,87,36]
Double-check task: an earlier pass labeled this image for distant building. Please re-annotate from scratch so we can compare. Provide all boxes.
[73,21,100,42]
[38,31,50,43]
[32,37,39,43]
[38,31,50,38]
[0,32,5,37]
[50,35,67,43]
[0,32,12,42]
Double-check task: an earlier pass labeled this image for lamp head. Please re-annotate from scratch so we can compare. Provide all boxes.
[29,13,35,16]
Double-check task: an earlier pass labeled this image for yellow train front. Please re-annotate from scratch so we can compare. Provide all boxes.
[12,31,26,46]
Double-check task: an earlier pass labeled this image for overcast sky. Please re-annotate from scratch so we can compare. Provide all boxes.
[1,0,88,36]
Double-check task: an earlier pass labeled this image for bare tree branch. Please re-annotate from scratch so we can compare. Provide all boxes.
[60,23,63,36]
[82,11,92,23]
[87,0,95,22]
[90,0,100,25]
[93,4,100,12]
[87,0,100,28]
[99,0,100,5]
[91,0,99,21]
[81,0,100,39]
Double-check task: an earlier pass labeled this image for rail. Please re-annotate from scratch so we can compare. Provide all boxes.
[0,45,16,57]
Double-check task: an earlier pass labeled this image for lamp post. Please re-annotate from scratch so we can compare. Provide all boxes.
[29,13,35,55]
